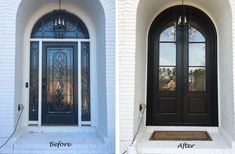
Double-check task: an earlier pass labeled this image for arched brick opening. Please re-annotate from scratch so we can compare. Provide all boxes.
[15,0,109,140]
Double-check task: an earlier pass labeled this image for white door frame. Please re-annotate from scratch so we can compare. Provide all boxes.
[22,4,97,128]
[28,38,92,126]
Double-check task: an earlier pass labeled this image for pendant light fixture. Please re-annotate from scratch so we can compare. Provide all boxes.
[53,0,66,38]
[168,0,197,40]
[177,0,189,26]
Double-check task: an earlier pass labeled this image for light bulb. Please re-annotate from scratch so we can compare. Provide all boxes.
[178,16,182,25]
[58,18,61,24]
[184,16,187,24]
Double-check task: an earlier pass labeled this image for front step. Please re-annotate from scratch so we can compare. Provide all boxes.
[139,144,233,154]
[13,132,106,150]
[12,149,109,154]
[0,127,112,154]
[137,127,233,154]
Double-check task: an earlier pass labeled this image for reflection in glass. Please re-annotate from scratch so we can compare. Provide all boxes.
[159,43,176,66]
[81,42,90,121]
[31,11,89,39]
[29,41,39,120]
[160,26,176,42]
[189,43,205,66]
[159,67,176,91]
[46,47,74,113]
[189,27,205,42]
[189,67,206,91]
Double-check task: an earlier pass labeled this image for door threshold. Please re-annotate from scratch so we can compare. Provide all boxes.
[20,126,96,133]
[145,126,219,132]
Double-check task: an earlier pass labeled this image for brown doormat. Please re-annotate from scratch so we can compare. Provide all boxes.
[150,131,212,141]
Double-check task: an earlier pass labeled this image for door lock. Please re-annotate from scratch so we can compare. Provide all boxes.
[25,82,29,88]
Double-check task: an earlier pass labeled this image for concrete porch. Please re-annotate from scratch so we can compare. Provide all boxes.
[136,127,234,154]
[0,126,111,154]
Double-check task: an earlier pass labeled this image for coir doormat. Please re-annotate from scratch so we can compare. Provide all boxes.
[150,131,212,141]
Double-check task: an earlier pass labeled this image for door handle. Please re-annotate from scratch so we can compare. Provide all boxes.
[42,79,46,96]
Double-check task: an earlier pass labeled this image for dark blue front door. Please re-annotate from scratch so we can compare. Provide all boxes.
[42,42,78,125]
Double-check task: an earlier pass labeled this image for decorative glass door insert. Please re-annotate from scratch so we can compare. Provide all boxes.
[42,42,78,125]
[29,10,91,125]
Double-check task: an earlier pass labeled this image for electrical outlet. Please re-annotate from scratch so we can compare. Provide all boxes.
[139,104,146,112]
[139,104,142,111]
[18,104,24,111]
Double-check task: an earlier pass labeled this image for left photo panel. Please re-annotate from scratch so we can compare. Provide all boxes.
[0,0,115,153]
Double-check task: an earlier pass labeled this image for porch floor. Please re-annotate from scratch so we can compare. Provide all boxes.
[137,127,233,154]
[1,126,110,154]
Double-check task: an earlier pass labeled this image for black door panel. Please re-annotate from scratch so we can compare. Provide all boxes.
[147,6,218,126]
[42,42,78,125]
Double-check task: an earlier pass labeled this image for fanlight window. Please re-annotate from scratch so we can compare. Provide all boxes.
[31,11,89,39]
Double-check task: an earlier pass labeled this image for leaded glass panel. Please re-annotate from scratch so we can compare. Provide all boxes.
[46,47,74,113]
[81,42,90,121]
[29,41,39,120]
[31,11,89,39]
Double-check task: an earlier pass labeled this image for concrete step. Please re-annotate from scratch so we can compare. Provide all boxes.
[0,128,113,154]
[137,127,233,154]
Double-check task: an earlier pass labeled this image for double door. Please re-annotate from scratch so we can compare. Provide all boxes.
[147,20,217,126]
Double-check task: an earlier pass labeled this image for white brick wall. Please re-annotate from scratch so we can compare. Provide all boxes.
[118,0,138,143]
[230,0,235,143]
[0,0,20,137]
[100,0,116,150]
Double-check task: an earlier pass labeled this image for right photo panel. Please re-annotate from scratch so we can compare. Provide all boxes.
[118,0,235,153]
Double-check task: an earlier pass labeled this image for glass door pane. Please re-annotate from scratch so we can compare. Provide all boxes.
[46,47,74,113]
[188,27,206,91]
[29,41,39,121]
[42,42,78,125]
[159,39,176,91]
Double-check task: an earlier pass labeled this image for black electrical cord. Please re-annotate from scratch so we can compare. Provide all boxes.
[122,151,127,154]
[122,105,146,154]
[0,105,24,150]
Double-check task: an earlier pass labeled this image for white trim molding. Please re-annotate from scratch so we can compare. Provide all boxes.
[23,4,97,128]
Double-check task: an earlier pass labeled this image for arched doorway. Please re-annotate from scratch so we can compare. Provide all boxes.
[29,10,91,125]
[147,6,218,126]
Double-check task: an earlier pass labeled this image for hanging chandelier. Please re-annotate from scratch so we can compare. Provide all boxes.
[168,0,196,40]
[53,0,66,38]
[177,0,189,26]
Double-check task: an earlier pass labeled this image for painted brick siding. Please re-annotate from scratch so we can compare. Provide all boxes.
[118,0,138,144]
[231,0,235,139]
[0,0,20,138]
[100,0,116,151]
[101,0,116,139]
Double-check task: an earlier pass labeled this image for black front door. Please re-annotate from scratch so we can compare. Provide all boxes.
[42,42,78,125]
[147,6,218,126]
